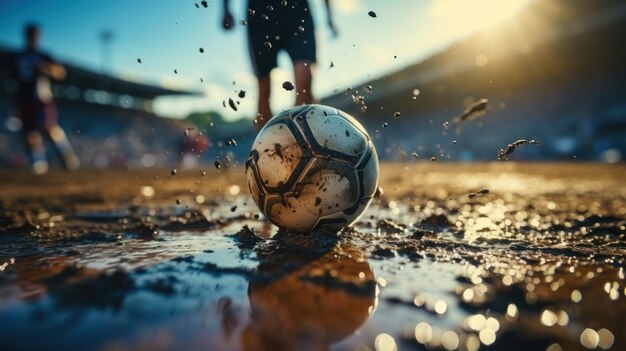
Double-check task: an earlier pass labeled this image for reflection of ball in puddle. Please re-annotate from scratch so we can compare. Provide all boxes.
[246,104,379,233]
[243,247,376,349]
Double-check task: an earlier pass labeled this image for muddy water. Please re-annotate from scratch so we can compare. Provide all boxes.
[0,164,624,351]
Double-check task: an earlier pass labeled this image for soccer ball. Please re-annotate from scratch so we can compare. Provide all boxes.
[245,104,379,233]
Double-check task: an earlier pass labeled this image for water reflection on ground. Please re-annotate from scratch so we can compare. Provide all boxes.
[0,164,624,350]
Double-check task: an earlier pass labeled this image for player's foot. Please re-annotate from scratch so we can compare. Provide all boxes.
[32,160,49,175]
[63,153,80,170]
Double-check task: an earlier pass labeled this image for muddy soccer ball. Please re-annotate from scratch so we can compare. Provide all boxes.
[245,104,379,233]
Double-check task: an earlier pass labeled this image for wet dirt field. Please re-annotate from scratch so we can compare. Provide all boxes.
[0,163,624,351]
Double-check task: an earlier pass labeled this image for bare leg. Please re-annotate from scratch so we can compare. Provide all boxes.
[25,131,48,174]
[256,76,272,129]
[294,60,313,105]
[46,125,80,170]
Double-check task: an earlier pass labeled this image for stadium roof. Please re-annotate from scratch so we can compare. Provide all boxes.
[0,47,201,99]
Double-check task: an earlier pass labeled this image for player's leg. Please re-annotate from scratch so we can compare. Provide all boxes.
[256,76,272,128]
[294,61,313,105]
[18,100,48,174]
[43,104,79,170]
[284,4,316,106]
[24,130,48,174]
[45,125,79,170]
[247,14,278,129]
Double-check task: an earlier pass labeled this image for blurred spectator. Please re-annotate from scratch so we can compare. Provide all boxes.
[179,128,209,169]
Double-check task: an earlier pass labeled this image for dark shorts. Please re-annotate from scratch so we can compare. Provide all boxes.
[17,99,57,133]
[247,0,316,77]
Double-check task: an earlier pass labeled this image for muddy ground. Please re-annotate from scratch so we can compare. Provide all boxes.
[0,163,624,351]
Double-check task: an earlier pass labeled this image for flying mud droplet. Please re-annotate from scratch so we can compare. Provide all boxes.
[174,69,178,74]
[137,58,142,64]
[231,205,237,212]
[394,112,401,119]
[467,188,490,199]
[282,81,295,91]
[431,156,436,161]
[364,85,373,93]
[453,98,489,124]
[350,93,367,112]
[411,151,419,159]
[240,19,247,26]
[281,0,288,6]
[200,1,208,8]
[498,139,539,160]
[263,41,272,49]
[375,186,384,198]
[368,11,377,18]
[170,169,177,176]
[199,48,204,53]
[329,61,334,69]
[214,160,221,169]
[184,127,195,137]
[195,3,199,8]
[443,121,449,129]
[228,98,237,112]
[382,122,388,128]
[238,90,246,99]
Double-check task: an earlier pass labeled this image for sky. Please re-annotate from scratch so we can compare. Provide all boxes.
[0,0,531,121]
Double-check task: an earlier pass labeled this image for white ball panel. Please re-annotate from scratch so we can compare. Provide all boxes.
[320,197,373,226]
[337,109,370,140]
[266,194,319,232]
[254,123,303,189]
[305,114,367,158]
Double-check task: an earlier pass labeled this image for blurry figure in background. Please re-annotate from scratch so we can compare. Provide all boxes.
[222,0,337,128]
[9,23,79,174]
[179,128,209,169]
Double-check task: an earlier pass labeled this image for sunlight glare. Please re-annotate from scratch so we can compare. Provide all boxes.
[430,0,532,36]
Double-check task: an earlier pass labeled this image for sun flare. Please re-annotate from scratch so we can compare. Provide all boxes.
[430,0,532,36]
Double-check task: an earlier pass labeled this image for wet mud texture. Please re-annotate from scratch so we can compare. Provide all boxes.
[0,164,624,351]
